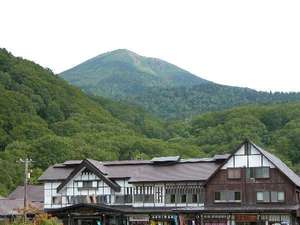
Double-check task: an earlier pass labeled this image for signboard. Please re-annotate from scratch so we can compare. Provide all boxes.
[235,214,257,222]
[129,215,150,222]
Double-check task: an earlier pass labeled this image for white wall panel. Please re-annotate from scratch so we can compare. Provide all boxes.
[234,155,248,167]
[248,155,262,167]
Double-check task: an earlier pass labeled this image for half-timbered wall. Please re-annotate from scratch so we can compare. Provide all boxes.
[44,167,132,209]
[44,167,204,209]
[205,143,298,207]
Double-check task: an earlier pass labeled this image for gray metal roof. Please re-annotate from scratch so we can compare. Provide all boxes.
[128,162,220,182]
[39,165,74,181]
[39,156,226,182]
[7,185,43,203]
[0,199,43,216]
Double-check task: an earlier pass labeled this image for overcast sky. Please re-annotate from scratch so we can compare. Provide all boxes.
[1,0,300,92]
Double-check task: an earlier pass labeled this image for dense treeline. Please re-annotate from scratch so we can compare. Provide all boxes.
[129,84,300,119]
[0,49,202,196]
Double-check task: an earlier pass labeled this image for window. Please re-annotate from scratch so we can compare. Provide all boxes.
[246,167,270,179]
[82,181,94,188]
[192,194,198,203]
[214,191,241,202]
[256,191,270,202]
[234,192,241,201]
[228,168,241,179]
[255,167,270,178]
[257,192,264,201]
[181,194,187,203]
[278,192,285,201]
[271,191,285,202]
[52,196,62,205]
[214,191,226,202]
[171,194,176,203]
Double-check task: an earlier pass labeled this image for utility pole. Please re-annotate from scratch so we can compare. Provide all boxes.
[18,158,32,222]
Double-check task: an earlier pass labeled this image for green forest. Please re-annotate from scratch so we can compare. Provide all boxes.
[1,48,300,197]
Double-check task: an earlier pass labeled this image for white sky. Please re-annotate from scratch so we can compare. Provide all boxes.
[1,0,300,92]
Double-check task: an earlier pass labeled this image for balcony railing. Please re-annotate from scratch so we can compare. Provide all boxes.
[134,194,155,203]
[115,195,133,204]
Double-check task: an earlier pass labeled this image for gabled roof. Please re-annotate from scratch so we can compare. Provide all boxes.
[205,140,300,188]
[56,159,120,192]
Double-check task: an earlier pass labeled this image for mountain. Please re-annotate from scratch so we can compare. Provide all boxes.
[0,49,202,196]
[61,49,208,99]
[61,49,300,119]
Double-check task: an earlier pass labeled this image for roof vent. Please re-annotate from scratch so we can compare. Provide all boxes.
[151,156,180,165]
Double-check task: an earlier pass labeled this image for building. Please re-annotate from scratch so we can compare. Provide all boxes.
[38,140,300,225]
[0,185,43,221]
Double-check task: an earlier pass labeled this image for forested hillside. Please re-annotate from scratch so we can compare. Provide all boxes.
[0,49,202,196]
[127,84,300,118]
[61,49,300,119]
[168,103,300,171]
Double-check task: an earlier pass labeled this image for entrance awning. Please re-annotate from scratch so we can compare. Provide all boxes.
[45,203,122,215]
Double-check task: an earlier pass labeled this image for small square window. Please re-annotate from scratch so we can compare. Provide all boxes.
[52,196,62,205]
[215,192,221,201]
[234,192,241,201]
[256,192,264,201]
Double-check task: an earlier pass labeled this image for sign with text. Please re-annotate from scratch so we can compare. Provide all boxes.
[235,214,257,222]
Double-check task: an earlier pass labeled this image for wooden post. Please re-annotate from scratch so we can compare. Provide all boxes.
[18,158,32,222]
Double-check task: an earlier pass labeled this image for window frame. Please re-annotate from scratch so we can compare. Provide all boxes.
[214,190,241,203]
[255,167,270,179]
[181,194,187,203]
[246,167,270,179]
[256,191,272,203]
